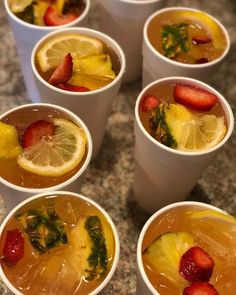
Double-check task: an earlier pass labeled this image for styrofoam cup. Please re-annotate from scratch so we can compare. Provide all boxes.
[136,201,227,294]
[0,190,120,295]
[133,77,234,213]
[142,7,230,87]
[4,0,90,102]
[98,0,165,83]
[31,27,126,159]
[0,103,92,213]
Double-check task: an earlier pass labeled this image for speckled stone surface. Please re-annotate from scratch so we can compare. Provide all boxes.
[0,0,236,294]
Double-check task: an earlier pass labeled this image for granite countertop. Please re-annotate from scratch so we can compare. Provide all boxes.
[0,0,236,294]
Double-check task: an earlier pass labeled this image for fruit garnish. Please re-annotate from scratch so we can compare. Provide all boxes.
[143,232,194,290]
[161,23,189,59]
[0,122,22,159]
[196,58,209,64]
[173,84,218,111]
[183,282,219,295]
[192,35,212,44]
[73,54,116,80]
[48,53,73,85]
[22,120,55,148]
[16,205,68,254]
[69,215,109,280]
[150,103,226,151]
[43,6,77,26]
[58,83,90,92]
[187,210,236,225]
[9,0,33,13]
[179,246,214,282]
[2,229,24,266]
[17,118,87,177]
[37,34,104,72]
[178,11,224,50]
[140,95,160,112]
[68,73,113,91]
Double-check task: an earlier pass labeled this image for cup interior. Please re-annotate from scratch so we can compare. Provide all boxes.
[0,190,120,295]
[0,103,93,193]
[136,201,226,295]
[135,76,234,156]
[144,6,230,68]
[31,27,126,95]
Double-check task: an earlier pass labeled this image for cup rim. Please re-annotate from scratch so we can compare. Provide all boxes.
[0,103,93,193]
[31,27,126,96]
[136,201,224,295]
[4,0,91,30]
[135,76,234,156]
[143,6,231,69]
[0,190,120,295]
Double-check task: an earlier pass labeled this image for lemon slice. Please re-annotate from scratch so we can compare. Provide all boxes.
[9,0,33,13]
[188,210,236,224]
[0,122,22,159]
[165,104,226,151]
[37,34,104,72]
[17,118,87,177]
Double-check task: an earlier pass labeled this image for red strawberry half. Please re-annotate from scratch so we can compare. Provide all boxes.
[22,120,55,148]
[44,6,78,26]
[179,246,214,282]
[192,35,212,45]
[141,95,160,112]
[2,229,24,266]
[48,53,73,85]
[173,84,218,111]
[58,83,90,92]
[183,282,219,295]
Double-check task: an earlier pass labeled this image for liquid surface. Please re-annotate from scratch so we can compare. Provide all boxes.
[0,106,88,188]
[0,194,115,295]
[148,10,227,64]
[142,205,236,294]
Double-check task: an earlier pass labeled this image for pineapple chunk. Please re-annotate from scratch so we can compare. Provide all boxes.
[69,215,110,280]
[73,54,116,79]
[143,232,195,290]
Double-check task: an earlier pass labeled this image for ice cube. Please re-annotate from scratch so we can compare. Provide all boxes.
[35,255,79,294]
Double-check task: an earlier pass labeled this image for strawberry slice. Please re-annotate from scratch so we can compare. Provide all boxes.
[48,53,73,85]
[183,282,219,295]
[141,95,160,112]
[2,229,24,266]
[43,6,78,26]
[22,120,55,148]
[58,83,90,92]
[174,84,218,111]
[192,35,212,44]
[179,246,214,282]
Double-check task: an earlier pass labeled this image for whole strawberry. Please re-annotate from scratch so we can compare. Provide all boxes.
[2,229,24,266]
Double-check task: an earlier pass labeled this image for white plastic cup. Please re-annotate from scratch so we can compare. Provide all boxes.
[4,0,91,103]
[0,190,120,295]
[136,201,226,295]
[142,7,230,87]
[133,77,234,213]
[0,103,93,213]
[98,0,165,84]
[31,27,126,159]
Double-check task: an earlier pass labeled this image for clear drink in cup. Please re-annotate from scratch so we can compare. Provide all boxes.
[4,0,90,102]
[133,77,234,213]
[0,190,120,294]
[136,201,236,294]
[142,7,230,87]
[0,103,92,212]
